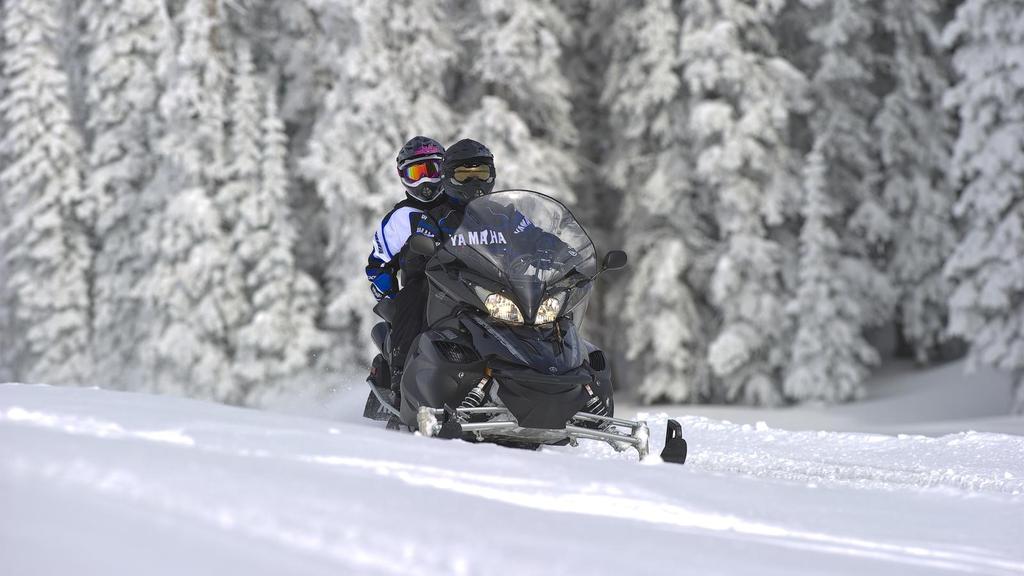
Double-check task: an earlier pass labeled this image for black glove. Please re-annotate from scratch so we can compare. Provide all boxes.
[413,215,440,239]
[535,249,557,270]
[534,233,574,270]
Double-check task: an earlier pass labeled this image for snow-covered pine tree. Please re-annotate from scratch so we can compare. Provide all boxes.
[0,30,10,383]
[246,1,353,282]
[683,0,807,405]
[0,280,10,382]
[155,0,231,189]
[874,0,956,364]
[301,0,458,368]
[558,0,616,350]
[786,144,879,402]
[804,0,896,341]
[257,1,345,135]
[0,0,94,384]
[601,0,711,403]
[943,0,1024,413]
[233,82,328,404]
[219,41,261,227]
[139,0,247,401]
[59,0,88,145]
[266,86,328,400]
[81,0,167,386]
[455,0,578,198]
[0,198,11,382]
[139,185,244,400]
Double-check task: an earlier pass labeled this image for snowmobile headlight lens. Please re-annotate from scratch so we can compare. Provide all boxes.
[534,295,565,325]
[484,293,524,324]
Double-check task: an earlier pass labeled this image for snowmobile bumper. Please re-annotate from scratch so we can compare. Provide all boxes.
[415,405,687,464]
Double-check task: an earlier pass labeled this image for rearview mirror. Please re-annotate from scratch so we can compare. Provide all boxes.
[409,234,437,257]
[602,250,627,271]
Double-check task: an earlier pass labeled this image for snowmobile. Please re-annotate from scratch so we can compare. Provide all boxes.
[363,190,686,464]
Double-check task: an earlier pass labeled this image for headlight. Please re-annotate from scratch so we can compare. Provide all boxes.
[534,295,565,325]
[484,293,524,324]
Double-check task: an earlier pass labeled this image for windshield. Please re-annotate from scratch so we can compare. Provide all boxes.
[443,190,597,322]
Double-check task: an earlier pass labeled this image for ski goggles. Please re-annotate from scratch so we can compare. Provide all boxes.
[452,164,493,183]
[399,157,442,184]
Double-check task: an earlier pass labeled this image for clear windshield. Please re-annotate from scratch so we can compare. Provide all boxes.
[443,190,597,322]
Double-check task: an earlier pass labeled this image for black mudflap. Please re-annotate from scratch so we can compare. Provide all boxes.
[363,389,390,421]
[385,415,404,431]
[364,353,400,423]
[661,419,688,465]
[363,378,400,422]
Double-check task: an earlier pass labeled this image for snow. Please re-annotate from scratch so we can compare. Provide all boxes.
[3,378,1023,576]
[629,359,1024,436]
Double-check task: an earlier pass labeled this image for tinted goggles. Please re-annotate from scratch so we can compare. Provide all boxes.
[399,157,442,184]
[452,164,493,183]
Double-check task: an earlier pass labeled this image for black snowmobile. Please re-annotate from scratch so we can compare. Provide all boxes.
[363,190,686,463]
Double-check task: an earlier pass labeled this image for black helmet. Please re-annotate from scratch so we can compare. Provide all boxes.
[396,136,445,203]
[442,139,495,204]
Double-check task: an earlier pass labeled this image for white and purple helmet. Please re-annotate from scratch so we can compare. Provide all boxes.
[396,136,445,203]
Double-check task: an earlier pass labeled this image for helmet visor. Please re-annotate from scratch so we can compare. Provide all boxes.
[452,164,493,183]
[399,157,442,186]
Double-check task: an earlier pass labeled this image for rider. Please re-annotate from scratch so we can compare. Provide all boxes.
[366,138,497,388]
[440,140,571,274]
[365,136,447,302]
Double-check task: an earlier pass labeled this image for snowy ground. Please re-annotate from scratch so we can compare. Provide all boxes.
[623,360,1024,436]
[3,377,1024,576]
[2,366,1023,576]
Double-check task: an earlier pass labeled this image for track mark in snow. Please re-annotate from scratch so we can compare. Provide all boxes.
[572,414,1024,496]
[1,406,196,446]
[4,385,1024,576]
[2,455,473,576]
[7,401,1023,499]
[299,454,1024,575]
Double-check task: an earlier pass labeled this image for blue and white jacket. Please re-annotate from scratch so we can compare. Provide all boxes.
[365,197,461,299]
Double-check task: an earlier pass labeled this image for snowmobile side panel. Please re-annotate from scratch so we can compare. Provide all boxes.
[399,331,487,427]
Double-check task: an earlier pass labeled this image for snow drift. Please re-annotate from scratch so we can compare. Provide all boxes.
[2,383,1022,576]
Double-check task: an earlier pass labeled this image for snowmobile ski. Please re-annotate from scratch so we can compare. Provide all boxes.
[413,405,685,462]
